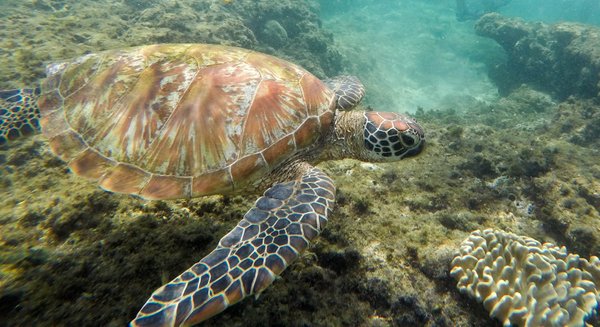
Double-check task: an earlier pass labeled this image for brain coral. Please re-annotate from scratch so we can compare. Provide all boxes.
[450,229,600,327]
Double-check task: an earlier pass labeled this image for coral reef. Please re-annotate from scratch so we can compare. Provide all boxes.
[2,78,599,326]
[1,4,599,327]
[0,0,342,89]
[10,77,597,326]
[451,229,600,326]
[260,20,288,49]
[475,13,600,99]
[549,97,600,149]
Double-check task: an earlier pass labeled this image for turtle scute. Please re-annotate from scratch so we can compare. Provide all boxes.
[37,44,335,199]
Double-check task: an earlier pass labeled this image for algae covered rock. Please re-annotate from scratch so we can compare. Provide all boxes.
[0,0,342,89]
[475,13,600,99]
[260,20,289,49]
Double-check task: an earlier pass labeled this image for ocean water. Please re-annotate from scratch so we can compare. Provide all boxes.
[0,0,599,326]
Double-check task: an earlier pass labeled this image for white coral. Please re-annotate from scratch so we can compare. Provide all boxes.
[450,229,600,327]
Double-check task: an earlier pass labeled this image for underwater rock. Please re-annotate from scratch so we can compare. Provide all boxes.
[451,229,600,327]
[475,13,600,99]
[0,0,342,89]
[545,97,600,149]
[233,1,342,77]
[316,247,361,274]
[391,295,432,325]
[494,85,556,114]
[260,20,288,49]
[459,154,497,179]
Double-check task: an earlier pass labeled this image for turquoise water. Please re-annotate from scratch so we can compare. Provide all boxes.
[503,0,600,24]
[0,1,599,326]
[321,0,600,112]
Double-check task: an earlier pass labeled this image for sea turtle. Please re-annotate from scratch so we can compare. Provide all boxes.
[0,43,425,326]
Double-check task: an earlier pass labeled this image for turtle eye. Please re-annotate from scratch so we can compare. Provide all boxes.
[363,112,425,159]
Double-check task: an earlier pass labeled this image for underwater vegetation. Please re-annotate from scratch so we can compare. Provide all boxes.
[0,1,599,326]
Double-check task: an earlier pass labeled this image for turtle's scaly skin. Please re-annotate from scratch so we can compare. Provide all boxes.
[38,44,334,199]
[134,162,336,326]
[324,75,366,110]
[0,88,40,145]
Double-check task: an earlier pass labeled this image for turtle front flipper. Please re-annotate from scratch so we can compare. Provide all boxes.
[323,75,365,110]
[0,88,41,145]
[131,165,336,327]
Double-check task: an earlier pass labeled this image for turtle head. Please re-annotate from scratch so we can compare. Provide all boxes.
[360,111,425,161]
[323,110,424,163]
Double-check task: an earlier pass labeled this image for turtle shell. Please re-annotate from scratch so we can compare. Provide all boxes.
[38,44,335,200]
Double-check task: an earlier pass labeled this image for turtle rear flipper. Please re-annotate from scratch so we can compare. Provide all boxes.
[324,75,365,110]
[0,88,41,145]
[131,165,336,326]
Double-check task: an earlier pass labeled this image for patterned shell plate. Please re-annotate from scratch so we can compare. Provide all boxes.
[38,44,335,200]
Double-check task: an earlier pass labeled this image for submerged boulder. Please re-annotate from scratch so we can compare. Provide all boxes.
[475,13,600,100]
[261,20,288,48]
